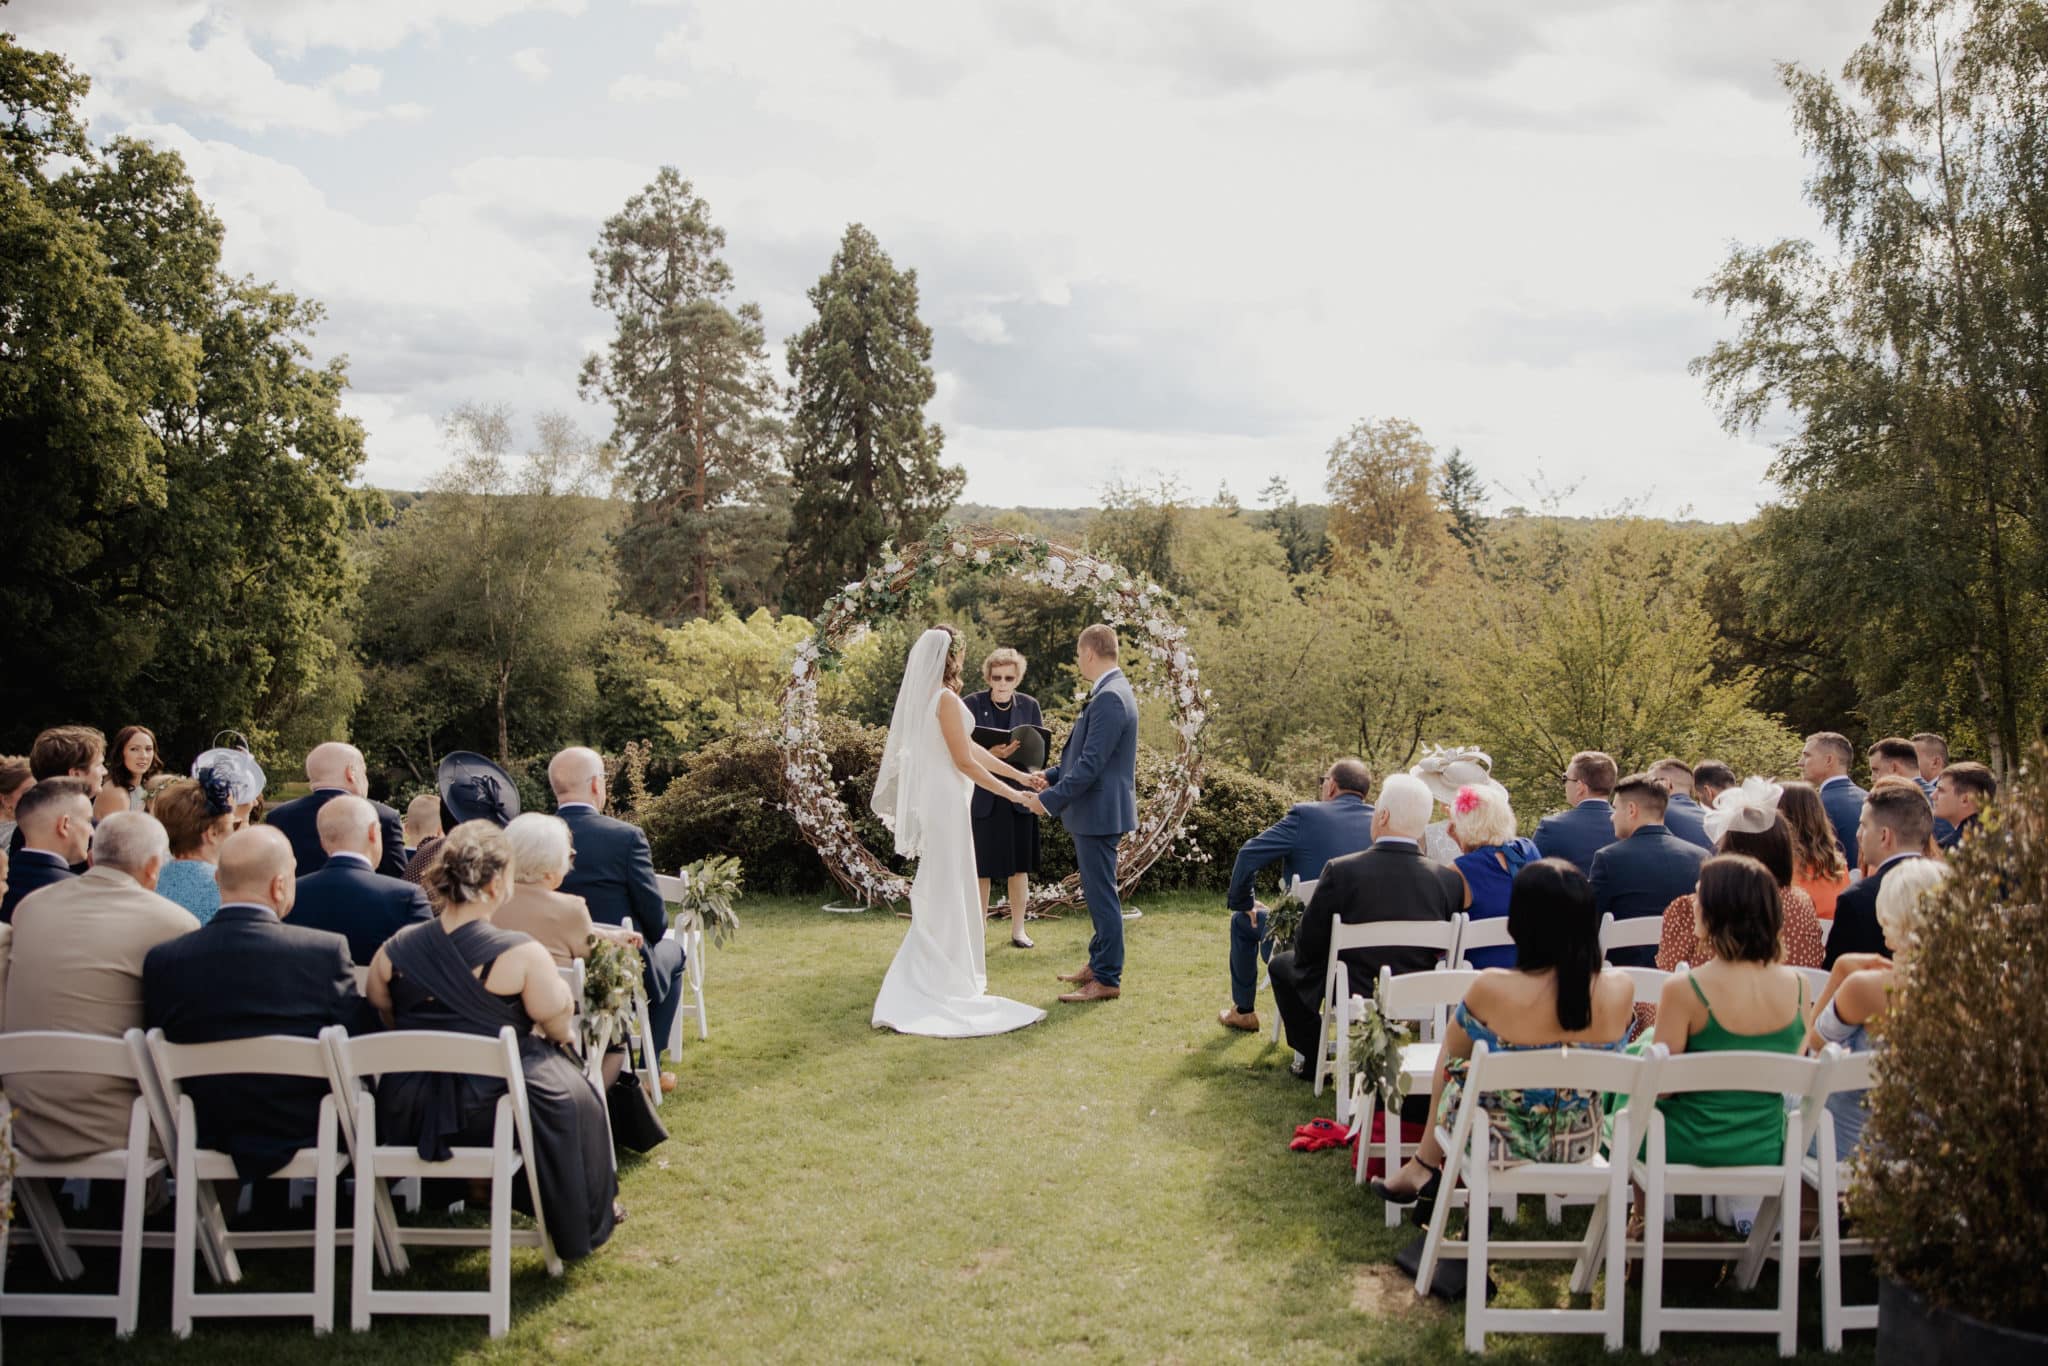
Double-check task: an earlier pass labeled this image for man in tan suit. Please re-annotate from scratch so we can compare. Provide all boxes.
[1,810,198,1159]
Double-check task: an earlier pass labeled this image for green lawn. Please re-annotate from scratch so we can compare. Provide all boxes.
[10,892,1875,1363]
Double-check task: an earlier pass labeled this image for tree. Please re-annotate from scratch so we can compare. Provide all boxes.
[356,407,617,776]
[1694,0,2048,776]
[782,223,961,614]
[1435,447,1489,554]
[1255,476,1328,575]
[1324,417,1451,566]
[642,608,819,748]
[581,169,784,623]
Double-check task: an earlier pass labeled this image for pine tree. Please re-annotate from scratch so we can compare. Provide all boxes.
[1435,447,1489,553]
[782,224,961,613]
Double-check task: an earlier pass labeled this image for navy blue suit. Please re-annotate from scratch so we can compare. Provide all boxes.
[1823,855,1919,968]
[143,903,377,1178]
[1819,777,1867,872]
[2,849,74,923]
[1039,668,1141,988]
[1222,794,1376,1013]
[1662,793,1714,851]
[1589,824,1709,967]
[1533,800,1616,872]
[288,853,432,965]
[263,788,407,878]
[557,803,686,1053]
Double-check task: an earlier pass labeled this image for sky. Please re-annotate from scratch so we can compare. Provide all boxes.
[10,0,1878,520]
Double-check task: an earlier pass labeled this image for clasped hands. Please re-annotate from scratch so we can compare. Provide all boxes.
[1010,771,1050,815]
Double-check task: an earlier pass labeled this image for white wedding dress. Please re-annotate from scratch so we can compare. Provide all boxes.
[871,631,1046,1038]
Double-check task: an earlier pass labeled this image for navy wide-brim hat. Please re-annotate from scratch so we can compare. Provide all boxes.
[438,751,522,827]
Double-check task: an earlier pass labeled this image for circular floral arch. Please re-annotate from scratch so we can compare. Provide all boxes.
[778,525,1207,912]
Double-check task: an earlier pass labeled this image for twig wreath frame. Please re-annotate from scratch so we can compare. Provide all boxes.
[777,525,1207,911]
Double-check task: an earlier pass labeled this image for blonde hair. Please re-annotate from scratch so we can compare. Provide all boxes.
[1875,858,1949,956]
[422,819,516,910]
[1450,784,1517,848]
[982,647,1026,681]
[505,812,572,884]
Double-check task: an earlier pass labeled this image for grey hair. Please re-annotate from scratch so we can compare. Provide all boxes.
[504,812,573,884]
[91,810,170,876]
[1376,773,1433,838]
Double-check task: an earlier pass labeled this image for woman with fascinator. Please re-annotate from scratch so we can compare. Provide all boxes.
[871,627,1048,1037]
[151,769,242,923]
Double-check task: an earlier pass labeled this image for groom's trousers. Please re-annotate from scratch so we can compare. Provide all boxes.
[1073,833,1124,987]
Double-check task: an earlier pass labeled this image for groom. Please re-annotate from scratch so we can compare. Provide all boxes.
[1024,624,1139,1003]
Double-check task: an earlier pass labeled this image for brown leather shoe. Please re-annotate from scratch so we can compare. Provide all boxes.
[1057,964,1095,985]
[1218,1007,1261,1032]
[1058,981,1120,1003]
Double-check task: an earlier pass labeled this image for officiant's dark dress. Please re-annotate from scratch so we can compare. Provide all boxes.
[375,919,617,1259]
[964,689,1043,878]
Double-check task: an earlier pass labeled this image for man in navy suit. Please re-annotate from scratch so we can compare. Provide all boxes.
[1,778,93,922]
[1933,761,1994,851]
[1216,759,1376,1032]
[1914,733,1957,846]
[145,826,377,1179]
[261,742,406,878]
[1588,773,1708,967]
[550,746,686,1075]
[1023,625,1141,1003]
[1800,731,1868,870]
[1533,751,1618,872]
[287,795,432,964]
[1825,784,1934,967]
[1650,757,1714,850]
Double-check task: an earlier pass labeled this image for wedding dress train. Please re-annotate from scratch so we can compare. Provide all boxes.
[871,632,1046,1038]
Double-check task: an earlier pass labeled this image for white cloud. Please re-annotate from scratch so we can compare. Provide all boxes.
[607,75,688,104]
[956,307,1012,346]
[327,64,383,96]
[510,47,550,82]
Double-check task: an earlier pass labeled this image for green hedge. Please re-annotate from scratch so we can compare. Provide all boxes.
[640,721,1296,899]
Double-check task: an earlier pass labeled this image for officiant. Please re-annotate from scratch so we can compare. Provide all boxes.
[965,647,1045,949]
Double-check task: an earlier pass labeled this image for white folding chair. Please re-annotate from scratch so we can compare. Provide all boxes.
[0,1030,165,1336]
[1351,965,1486,1230]
[1542,967,1666,1224]
[1598,911,1663,960]
[1791,965,1832,1002]
[1631,1045,1822,1356]
[1313,915,1463,1099]
[1414,1043,1650,1351]
[328,1027,564,1339]
[143,1030,346,1336]
[351,964,371,993]
[1816,916,1833,946]
[1454,915,1515,968]
[656,868,710,1050]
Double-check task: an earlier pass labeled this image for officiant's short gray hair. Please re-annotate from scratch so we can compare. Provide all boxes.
[1376,774,1433,838]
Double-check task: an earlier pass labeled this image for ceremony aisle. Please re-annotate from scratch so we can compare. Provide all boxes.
[11,894,1869,1364]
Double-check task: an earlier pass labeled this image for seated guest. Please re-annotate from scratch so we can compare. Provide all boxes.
[1805,858,1947,1162]
[8,726,108,861]
[496,812,644,966]
[1588,773,1709,967]
[1410,745,1495,864]
[0,753,33,850]
[366,820,619,1258]
[1691,760,1736,811]
[1444,782,1539,969]
[0,812,196,1159]
[2,777,94,922]
[1533,751,1617,872]
[94,724,161,820]
[551,746,685,1081]
[402,792,443,862]
[262,742,406,877]
[189,744,266,833]
[1650,757,1713,850]
[1798,731,1867,869]
[1654,780,1823,977]
[1266,773,1463,1071]
[152,772,238,924]
[1372,859,1635,1205]
[1912,732,1954,844]
[1216,758,1375,1033]
[144,826,377,1178]
[1649,854,1811,1166]
[1823,781,1934,967]
[1933,761,1995,851]
[289,795,432,964]
[1779,781,1851,919]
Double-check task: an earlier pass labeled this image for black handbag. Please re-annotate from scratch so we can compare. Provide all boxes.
[605,1070,669,1152]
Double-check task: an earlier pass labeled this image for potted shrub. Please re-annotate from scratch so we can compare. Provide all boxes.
[1853,742,2048,1361]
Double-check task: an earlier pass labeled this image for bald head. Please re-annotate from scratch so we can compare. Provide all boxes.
[217,825,296,914]
[317,793,382,862]
[305,742,368,795]
[548,747,605,807]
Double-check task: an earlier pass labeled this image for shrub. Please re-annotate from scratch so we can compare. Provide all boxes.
[1852,741,2048,1331]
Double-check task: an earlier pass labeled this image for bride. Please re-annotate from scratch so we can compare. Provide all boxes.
[871,626,1048,1037]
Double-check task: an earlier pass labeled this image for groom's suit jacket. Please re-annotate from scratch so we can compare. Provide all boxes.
[1038,668,1139,837]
